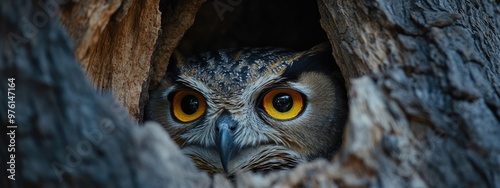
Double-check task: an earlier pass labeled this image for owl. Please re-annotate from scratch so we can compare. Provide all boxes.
[146,44,347,175]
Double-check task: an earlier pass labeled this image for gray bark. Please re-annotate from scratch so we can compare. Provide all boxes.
[0,0,209,187]
[316,0,500,187]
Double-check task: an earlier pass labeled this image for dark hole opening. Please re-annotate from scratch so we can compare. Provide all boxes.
[177,0,329,55]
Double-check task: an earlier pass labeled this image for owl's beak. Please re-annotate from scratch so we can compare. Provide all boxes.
[215,112,238,173]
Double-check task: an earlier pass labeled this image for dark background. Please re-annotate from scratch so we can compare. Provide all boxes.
[176,0,329,56]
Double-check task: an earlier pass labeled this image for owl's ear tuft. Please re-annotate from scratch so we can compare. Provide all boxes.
[166,50,185,77]
[304,42,332,56]
[281,43,337,80]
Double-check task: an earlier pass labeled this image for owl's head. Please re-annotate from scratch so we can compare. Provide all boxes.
[147,44,347,175]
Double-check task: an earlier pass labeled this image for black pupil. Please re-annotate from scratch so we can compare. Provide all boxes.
[273,93,293,112]
[181,95,199,115]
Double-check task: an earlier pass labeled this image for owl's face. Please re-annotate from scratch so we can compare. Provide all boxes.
[147,44,347,175]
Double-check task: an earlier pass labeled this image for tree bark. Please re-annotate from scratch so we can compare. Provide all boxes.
[1,0,210,187]
[59,0,163,122]
[1,0,499,187]
[316,0,500,187]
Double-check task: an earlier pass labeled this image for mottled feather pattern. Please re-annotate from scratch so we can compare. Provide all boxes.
[146,43,347,176]
[178,47,298,96]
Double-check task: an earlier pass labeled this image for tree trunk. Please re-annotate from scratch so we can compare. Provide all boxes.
[1,0,499,187]
[314,0,500,187]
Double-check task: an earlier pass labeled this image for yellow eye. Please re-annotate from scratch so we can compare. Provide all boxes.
[172,90,206,122]
[261,88,304,120]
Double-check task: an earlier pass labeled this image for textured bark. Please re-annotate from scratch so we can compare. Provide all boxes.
[1,0,500,187]
[60,0,161,121]
[89,0,160,121]
[313,0,500,187]
[149,0,206,88]
[1,1,210,187]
